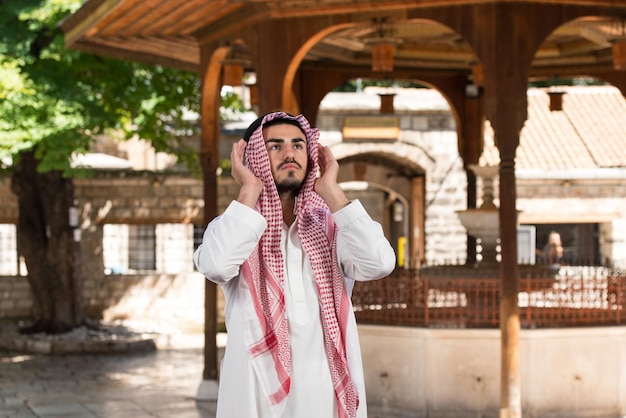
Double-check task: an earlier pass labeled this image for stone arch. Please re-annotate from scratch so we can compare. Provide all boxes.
[332,143,432,181]
[331,143,435,267]
[340,180,411,267]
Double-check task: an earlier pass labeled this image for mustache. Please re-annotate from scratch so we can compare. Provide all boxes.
[279,158,301,169]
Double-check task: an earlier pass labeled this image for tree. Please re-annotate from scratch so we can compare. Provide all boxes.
[0,0,200,333]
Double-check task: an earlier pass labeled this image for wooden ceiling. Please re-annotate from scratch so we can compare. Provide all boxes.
[61,0,626,79]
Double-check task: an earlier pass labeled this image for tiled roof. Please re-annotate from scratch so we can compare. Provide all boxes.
[482,85,626,170]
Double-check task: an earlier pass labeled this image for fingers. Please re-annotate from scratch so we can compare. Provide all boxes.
[314,144,349,211]
[231,139,246,167]
[317,143,330,172]
[232,139,246,158]
[317,143,338,174]
[230,140,249,186]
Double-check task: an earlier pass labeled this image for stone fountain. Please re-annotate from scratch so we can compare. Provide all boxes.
[456,164,500,264]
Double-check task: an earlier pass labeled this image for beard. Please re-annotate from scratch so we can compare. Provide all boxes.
[275,173,304,195]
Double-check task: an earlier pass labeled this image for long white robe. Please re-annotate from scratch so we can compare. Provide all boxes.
[194,199,395,418]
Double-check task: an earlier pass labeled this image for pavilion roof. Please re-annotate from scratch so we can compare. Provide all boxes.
[61,0,626,75]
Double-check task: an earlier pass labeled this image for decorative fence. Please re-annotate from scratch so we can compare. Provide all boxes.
[352,265,626,328]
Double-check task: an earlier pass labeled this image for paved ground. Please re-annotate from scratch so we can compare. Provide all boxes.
[0,321,398,418]
[0,319,218,418]
[0,347,217,418]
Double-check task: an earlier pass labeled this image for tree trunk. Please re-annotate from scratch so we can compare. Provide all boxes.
[11,150,84,334]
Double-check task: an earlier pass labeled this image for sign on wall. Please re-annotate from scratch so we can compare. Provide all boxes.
[342,116,400,140]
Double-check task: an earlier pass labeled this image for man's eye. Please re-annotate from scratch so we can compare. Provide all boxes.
[268,144,280,151]
[294,143,304,150]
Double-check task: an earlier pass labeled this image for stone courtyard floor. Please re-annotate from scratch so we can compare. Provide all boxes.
[0,319,216,418]
[0,320,400,418]
[0,347,217,418]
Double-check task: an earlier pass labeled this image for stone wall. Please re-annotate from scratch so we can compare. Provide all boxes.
[0,173,215,322]
[0,277,32,318]
[360,325,626,418]
[2,105,626,323]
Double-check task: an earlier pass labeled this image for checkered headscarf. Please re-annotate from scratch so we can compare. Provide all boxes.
[241,112,358,417]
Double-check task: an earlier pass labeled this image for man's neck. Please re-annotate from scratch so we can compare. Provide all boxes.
[279,192,297,226]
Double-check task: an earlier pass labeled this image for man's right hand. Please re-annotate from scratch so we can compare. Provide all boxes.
[231,139,263,208]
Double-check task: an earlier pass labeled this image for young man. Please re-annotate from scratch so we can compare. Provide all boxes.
[193,112,395,418]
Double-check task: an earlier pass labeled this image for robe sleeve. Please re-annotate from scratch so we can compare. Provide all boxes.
[193,200,267,284]
[332,199,396,282]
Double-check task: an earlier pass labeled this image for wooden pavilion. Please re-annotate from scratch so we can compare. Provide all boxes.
[61,2,626,416]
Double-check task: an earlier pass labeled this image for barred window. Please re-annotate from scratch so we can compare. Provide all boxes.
[103,223,194,275]
[129,224,156,271]
[193,224,204,270]
[193,224,204,251]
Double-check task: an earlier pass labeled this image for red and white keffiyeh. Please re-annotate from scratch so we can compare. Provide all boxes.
[241,112,358,418]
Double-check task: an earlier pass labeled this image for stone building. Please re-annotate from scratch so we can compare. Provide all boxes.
[1,85,625,324]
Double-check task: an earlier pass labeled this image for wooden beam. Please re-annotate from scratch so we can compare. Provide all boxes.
[70,39,200,72]
[62,0,123,47]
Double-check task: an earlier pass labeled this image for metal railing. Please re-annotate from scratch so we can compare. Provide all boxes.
[352,265,626,328]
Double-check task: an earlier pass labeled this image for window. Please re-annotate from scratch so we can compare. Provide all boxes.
[517,225,536,264]
[155,224,194,274]
[129,225,156,271]
[193,224,204,270]
[0,224,19,275]
[531,223,601,265]
[103,223,195,274]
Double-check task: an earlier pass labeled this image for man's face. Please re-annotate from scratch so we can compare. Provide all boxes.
[263,123,308,194]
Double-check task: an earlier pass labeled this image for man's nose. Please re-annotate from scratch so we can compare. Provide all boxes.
[283,144,297,158]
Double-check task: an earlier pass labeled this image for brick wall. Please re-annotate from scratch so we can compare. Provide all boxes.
[0,277,32,318]
[0,172,223,322]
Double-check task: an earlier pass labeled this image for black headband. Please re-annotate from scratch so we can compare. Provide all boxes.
[243,113,306,142]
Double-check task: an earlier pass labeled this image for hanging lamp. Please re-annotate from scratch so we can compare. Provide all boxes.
[222,41,251,86]
[366,18,400,72]
[222,62,244,86]
[611,17,626,71]
[613,40,626,70]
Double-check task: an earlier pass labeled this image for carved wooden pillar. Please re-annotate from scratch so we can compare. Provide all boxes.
[478,7,529,417]
[495,126,522,418]
[465,5,533,417]
[410,176,425,267]
[199,44,229,387]
[250,18,332,115]
[248,20,297,114]
[298,68,352,125]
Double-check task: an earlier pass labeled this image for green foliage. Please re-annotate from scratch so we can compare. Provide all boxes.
[220,90,246,121]
[0,0,201,175]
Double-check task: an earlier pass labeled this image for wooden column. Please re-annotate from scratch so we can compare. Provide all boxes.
[298,68,352,125]
[497,139,521,418]
[251,19,307,114]
[463,5,531,417]
[410,176,425,267]
[200,45,230,384]
[483,42,526,418]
